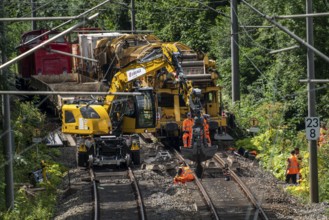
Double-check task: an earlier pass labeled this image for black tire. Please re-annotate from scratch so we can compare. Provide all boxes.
[131,150,141,165]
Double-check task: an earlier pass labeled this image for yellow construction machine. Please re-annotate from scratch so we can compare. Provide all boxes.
[155,42,230,148]
[62,87,155,167]
[94,34,229,146]
[62,34,224,167]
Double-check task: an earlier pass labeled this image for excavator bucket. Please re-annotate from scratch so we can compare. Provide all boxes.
[180,145,218,162]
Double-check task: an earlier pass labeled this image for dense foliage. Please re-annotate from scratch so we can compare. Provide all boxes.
[0,101,66,219]
[2,0,329,216]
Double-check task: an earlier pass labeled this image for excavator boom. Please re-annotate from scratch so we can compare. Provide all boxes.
[61,33,227,167]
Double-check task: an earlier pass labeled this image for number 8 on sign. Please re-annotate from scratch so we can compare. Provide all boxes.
[305,117,320,140]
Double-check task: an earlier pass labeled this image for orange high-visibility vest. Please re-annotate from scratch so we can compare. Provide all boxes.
[182,118,194,147]
[287,155,299,174]
[183,118,194,133]
[174,166,195,184]
[203,119,211,145]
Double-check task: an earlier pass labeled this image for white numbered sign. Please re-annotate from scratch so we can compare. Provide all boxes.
[305,117,320,140]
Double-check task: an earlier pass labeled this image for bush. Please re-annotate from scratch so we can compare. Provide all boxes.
[0,101,66,218]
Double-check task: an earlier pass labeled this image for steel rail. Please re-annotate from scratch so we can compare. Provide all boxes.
[128,168,146,220]
[90,169,99,220]
[213,154,269,220]
[174,150,220,220]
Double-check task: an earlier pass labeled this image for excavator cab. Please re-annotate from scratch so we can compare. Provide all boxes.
[134,88,156,128]
[111,87,156,134]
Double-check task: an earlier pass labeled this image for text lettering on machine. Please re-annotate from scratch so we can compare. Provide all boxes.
[127,68,146,81]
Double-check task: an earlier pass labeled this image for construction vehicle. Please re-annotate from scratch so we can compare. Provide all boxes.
[95,34,229,146]
[62,85,155,167]
[18,29,228,147]
[62,34,220,167]
[155,42,230,148]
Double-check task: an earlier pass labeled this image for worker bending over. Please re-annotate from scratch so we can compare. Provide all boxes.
[173,162,195,184]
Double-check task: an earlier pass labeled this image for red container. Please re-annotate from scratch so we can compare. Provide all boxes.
[18,29,72,79]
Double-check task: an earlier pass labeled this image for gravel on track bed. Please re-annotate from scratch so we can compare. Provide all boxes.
[52,143,329,220]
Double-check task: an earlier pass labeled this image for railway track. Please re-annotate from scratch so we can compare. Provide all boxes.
[174,149,277,220]
[91,167,146,220]
[213,153,269,219]
[55,140,283,220]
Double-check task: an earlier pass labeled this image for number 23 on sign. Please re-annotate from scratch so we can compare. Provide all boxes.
[305,117,320,140]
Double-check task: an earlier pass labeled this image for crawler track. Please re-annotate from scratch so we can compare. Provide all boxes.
[91,167,146,220]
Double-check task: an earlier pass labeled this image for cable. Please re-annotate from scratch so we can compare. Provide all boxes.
[231,1,275,51]
[190,0,229,18]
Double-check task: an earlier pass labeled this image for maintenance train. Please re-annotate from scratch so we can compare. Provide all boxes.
[15,29,233,168]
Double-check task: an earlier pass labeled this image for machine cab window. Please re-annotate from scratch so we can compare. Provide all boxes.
[80,106,100,119]
[64,111,75,123]
[136,89,156,128]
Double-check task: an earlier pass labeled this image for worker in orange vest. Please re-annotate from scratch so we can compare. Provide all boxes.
[285,150,300,184]
[182,112,194,148]
[173,162,195,184]
[294,147,303,183]
[203,114,211,146]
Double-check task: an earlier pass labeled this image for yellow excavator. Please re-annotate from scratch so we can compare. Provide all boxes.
[62,87,155,167]
[95,34,228,145]
[62,34,220,167]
